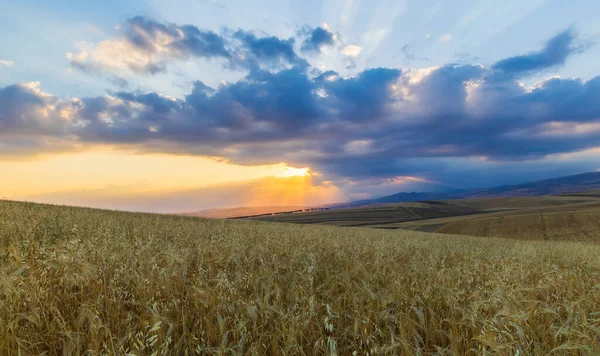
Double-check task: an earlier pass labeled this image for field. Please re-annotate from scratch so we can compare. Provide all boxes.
[1,200,600,354]
[388,197,600,242]
[252,195,600,242]
[561,190,600,198]
[253,201,482,227]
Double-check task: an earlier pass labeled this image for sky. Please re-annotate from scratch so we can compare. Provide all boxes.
[1,0,600,212]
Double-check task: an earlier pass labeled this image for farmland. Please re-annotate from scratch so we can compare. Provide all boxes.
[1,199,600,354]
[384,197,600,242]
[252,194,600,242]
[253,200,483,227]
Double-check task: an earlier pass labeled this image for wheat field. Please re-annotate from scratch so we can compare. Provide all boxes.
[1,200,600,355]
[393,199,600,242]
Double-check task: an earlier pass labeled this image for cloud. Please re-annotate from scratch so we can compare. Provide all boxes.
[455,52,480,63]
[230,30,306,70]
[515,120,600,138]
[0,82,81,156]
[492,28,583,75]
[341,45,362,58]
[0,82,70,135]
[316,67,402,121]
[341,45,362,69]
[69,16,231,74]
[401,44,428,61]
[5,28,600,191]
[110,76,129,89]
[300,25,338,54]
[0,60,14,67]
[68,17,312,75]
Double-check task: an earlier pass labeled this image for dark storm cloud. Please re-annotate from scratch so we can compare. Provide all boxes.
[7,28,600,188]
[317,67,402,121]
[113,91,181,115]
[300,26,337,54]
[73,66,321,147]
[492,28,581,75]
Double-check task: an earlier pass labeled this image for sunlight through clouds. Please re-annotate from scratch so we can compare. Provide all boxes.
[341,45,362,57]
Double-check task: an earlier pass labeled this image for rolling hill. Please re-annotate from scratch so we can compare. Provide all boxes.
[1,199,600,353]
[333,171,600,209]
[254,200,483,227]
[387,196,600,242]
[253,193,600,242]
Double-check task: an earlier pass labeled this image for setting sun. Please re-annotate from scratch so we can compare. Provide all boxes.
[0,149,337,212]
[279,165,311,177]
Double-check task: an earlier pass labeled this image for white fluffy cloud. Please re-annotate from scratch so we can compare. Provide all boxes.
[68,17,230,75]
[341,45,362,58]
[0,60,15,67]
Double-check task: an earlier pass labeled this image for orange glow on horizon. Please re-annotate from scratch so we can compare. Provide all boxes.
[0,149,339,212]
[246,174,340,208]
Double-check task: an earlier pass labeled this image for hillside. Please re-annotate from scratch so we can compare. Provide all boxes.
[468,171,600,198]
[254,200,482,227]
[1,199,600,354]
[394,197,600,242]
[334,171,600,208]
[251,194,600,242]
[562,190,600,198]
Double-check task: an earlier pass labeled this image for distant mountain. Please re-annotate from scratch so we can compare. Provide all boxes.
[332,172,600,209]
[185,172,600,217]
